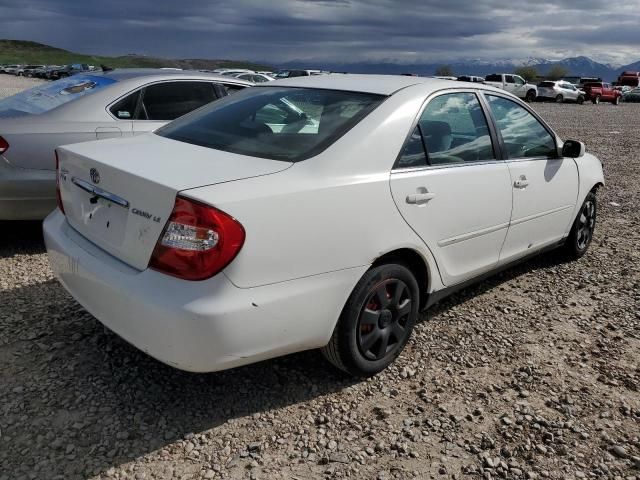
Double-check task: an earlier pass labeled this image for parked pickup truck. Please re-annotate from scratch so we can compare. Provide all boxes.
[582,82,621,105]
[484,73,538,102]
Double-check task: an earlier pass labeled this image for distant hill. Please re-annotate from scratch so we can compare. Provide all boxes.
[0,39,272,71]
[282,55,640,81]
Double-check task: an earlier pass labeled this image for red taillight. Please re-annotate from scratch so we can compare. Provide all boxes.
[55,150,65,215]
[0,136,8,154]
[149,196,245,281]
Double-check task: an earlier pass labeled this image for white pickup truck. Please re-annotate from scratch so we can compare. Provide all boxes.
[484,74,538,102]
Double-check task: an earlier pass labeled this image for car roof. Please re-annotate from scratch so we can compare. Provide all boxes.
[260,74,485,96]
[81,68,247,82]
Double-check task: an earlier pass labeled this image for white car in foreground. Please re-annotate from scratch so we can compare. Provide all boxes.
[44,75,604,376]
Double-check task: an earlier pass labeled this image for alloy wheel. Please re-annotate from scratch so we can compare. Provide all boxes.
[576,199,596,250]
[357,279,412,361]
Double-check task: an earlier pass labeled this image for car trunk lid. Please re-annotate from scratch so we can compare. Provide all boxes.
[57,133,291,271]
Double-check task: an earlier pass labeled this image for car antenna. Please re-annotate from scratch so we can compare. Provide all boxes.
[101,64,114,72]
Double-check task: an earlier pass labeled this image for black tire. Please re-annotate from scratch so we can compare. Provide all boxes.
[593,95,601,105]
[613,96,621,105]
[525,90,537,103]
[563,191,597,259]
[322,263,419,377]
[577,96,584,105]
[555,94,564,103]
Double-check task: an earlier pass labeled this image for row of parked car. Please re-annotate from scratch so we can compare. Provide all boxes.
[447,73,640,105]
[0,67,604,377]
[0,63,95,80]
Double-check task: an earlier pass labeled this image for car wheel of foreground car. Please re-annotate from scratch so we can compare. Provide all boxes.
[555,94,564,103]
[577,96,584,105]
[593,95,601,105]
[322,264,419,377]
[525,90,537,103]
[563,191,597,259]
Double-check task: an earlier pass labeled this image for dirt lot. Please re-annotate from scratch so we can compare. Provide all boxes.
[0,76,638,480]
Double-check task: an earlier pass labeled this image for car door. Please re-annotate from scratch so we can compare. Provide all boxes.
[390,91,512,286]
[131,81,220,134]
[483,94,579,263]
[504,75,516,94]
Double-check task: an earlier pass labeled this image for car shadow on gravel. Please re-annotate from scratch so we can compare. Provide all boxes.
[0,277,357,478]
[0,220,45,257]
[422,248,574,319]
[1,248,573,478]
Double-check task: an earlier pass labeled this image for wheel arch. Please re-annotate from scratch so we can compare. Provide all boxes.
[371,247,432,310]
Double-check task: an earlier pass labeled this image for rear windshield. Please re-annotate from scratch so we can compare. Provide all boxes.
[485,74,502,82]
[157,87,385,162]
[0,75,116,117]
[584,82,603,88]
[539,81,555,87]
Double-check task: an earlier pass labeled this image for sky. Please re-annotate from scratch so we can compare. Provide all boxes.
[0,0,638,66]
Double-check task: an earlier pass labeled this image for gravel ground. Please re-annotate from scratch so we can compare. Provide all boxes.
[0,77,638,480]
[0,74,44,97]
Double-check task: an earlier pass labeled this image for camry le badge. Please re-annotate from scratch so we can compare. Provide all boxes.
[89,168,100,184]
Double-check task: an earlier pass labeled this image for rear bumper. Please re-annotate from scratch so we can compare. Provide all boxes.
[0,159,56,220]
[44,211,365,372]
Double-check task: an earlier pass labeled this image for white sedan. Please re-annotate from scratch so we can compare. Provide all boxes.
[44,75,604,376]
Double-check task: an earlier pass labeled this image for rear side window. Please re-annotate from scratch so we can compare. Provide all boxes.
[158,87,385,162]
[418,92,494,165]
[539,81,555,87]
[397,127,427,169]
[110,90,140,119]
[486,95,556,159]
[140,81,216,121]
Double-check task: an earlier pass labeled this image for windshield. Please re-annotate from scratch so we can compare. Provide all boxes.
[158,87,385,162]
[0,75,116,118]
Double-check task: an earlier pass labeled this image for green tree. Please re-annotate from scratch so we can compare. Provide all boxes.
[514,66,538,82]
[434,65,454,77]
[547,64,569,81]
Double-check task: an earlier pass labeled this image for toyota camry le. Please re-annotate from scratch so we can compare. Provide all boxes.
[0,69,251,220]
[44,75,604,377]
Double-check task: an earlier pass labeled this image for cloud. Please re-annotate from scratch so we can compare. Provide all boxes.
[0,0,637,65]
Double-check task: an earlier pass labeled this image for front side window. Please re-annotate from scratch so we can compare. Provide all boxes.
[417,92,495,165]
[486,95,556,159]
[505,75,515,84]
[140,81,216,121]
[158,87,384,162]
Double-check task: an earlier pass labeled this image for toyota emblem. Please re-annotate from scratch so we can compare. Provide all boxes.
[89,168,100,184]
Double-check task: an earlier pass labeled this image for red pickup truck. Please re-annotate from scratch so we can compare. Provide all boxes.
[583,82,622,104]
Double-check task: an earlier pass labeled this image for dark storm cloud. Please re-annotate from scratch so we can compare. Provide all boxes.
[0,0,636,64]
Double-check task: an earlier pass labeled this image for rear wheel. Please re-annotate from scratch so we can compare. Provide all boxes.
[322,264,419,377]
[613,95,621,105]
[593,95,601,105]
[563,191,597,259]
[555,94,564,103]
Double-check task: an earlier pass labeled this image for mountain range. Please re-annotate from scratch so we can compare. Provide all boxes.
[281,56,640,81]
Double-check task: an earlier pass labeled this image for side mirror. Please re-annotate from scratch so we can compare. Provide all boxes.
[561,139,585,158]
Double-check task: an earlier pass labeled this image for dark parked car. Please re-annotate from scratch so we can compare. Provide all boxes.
[48,64,92,80]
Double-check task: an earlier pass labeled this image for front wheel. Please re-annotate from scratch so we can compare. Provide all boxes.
[525,90,537,103]
[322,264,419,377]
[563,191,597,259]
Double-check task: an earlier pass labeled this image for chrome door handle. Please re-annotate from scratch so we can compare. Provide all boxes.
[406,192,436,205]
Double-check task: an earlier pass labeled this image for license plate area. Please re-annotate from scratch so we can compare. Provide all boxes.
[70,178,129,247]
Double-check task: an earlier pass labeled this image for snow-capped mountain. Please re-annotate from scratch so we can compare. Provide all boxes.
[279,56,640,81]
